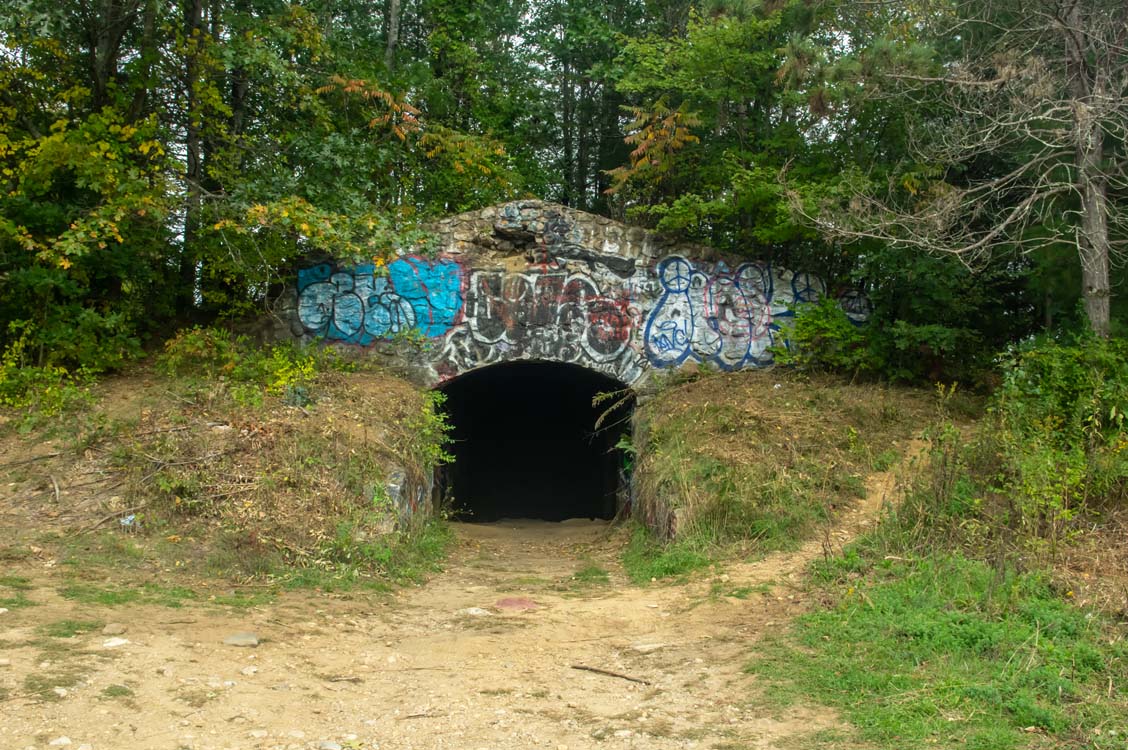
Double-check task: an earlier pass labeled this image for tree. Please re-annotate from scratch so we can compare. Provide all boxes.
[798,0,1128,337]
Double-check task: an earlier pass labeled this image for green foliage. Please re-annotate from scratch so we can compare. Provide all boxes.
[0,326,94,426]
[158,326,350,406]
[405,390,455,469]
[988,337,1128,548]
[770,298,877,376]
[303,518,453,588]
[750,554,1128,750]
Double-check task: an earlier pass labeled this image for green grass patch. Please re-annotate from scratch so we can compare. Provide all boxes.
[628,373,933,567]
[100,684,135,699]
[58,581,198,608]
[0,574,37,608]
[23,670,86,702]
[0,591,35,609]
[0,575,33,590]
[749,554,1128,750]
[571,562,610,585]
[281,518,453,592]
[622,524,710,583]
[39,619,104,638]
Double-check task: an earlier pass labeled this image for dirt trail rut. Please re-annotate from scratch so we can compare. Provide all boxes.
[0,454,917,750]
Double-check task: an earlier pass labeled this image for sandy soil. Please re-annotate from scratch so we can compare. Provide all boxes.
[0,454,916,750]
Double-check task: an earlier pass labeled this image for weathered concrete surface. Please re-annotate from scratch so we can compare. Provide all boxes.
[277,200,868,386]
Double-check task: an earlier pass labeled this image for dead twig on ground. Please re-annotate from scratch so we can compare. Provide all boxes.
[570,664,650,685]
[0,452,60,468]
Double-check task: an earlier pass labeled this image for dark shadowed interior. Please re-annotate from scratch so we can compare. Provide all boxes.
[436,361,634,522]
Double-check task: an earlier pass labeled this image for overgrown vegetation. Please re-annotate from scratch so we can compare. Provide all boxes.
[625,370,938,578]
[0,328,455,596]
[749,335,1128,749]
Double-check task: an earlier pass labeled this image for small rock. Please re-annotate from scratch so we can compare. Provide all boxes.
[316,742,342,750]
[286,730,305,739]
[248,730,268,739]
[0,607,9,615]
[48,738,72,747]
[102,638,130,649]
[630,643,666,654]
[77,745,93,750]
[102,623,126,636]
[240,666,259,676]
[52,687,68,698]
[0,657,11,666]
[457,607,491,617]
[223,632,260,647]
[613,729,634,738]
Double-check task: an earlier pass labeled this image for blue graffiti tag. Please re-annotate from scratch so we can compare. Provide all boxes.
[387,257,463,338]
[296,258,464,344]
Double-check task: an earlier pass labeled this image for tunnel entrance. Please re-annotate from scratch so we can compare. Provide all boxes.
[436,362,634,522]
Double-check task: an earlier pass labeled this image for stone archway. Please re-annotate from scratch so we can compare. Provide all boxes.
[278,199,869,389]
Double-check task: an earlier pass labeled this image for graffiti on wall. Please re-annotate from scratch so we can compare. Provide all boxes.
[294,245,867,383]
[644,257,775,370]
[297,257,464,345]
[432,264,645,383]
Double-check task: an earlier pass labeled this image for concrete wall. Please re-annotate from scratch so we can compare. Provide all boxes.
[279,200,869,386]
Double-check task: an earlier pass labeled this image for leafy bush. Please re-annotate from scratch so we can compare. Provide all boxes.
[988,336,1128,548]
[158,326,349,405]
[869,337,1127,562]
[0,328,93,422]
[770,298,878,376]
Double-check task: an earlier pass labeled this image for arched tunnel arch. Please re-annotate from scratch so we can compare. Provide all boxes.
[435,361,635,522]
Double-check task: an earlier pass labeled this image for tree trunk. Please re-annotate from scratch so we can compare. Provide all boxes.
[576,80,591,210]
[180,0,205,319]
[1065,3,1111,338]
[385,0,401,72]
[127,0,157,121]
[561,63,575,207]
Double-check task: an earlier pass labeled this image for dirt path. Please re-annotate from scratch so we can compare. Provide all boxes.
[0,453,918,750]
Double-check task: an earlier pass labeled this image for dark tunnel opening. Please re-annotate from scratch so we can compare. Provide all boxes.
[435,362,634,523]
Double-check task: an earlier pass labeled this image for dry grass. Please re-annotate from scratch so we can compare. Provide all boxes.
[632,369,939,546]
[1056,508,1128,617]
[0,365,446,582]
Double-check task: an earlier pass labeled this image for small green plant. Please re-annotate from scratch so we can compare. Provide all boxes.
[100,684,135,699]
[0,327,95,428]
[158,326,348,404]
[404,390,454,468]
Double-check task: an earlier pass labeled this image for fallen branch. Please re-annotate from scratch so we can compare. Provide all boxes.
[133,426,192,437]
[0,452,60,468]
[570,664,650,685]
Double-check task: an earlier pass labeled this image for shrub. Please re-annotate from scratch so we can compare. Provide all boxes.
[770,298,879,377]
[158,326,349,405]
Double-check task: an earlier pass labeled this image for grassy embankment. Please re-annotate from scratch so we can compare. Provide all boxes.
[0,327,453,605]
